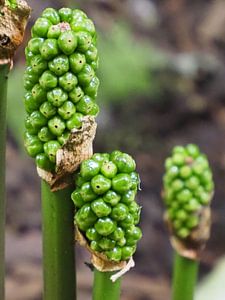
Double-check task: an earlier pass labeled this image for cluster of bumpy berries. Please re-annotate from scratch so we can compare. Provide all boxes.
[23,8,99,171]
[163,144,214,239]
[72,151,142,262]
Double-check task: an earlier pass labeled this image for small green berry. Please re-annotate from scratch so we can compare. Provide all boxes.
[58,31,78,55]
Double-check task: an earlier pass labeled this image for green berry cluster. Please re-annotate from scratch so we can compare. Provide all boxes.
[72,151,142,262]
[23,8,99,171]
[163,144,214,239]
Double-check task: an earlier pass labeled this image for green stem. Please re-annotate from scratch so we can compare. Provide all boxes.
[41,180,76,300]
[0,63,10,300]
[92,269,121,300]
[172,251,199,300]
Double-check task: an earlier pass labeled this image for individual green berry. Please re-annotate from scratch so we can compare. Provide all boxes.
[91,175,111,195]
[184,198,201,212]
[80,182,97,202]
[106,247,122,262]
[94,217,116,236]
[172,146,186,155]
[39,70,58,90]
[35,153,55,171]
[179,165,192,179]
[186,215,199,229]
[31,84,47,104]
[69,86,84,103]
[24,132,43,157]
[103,190,121,206]
[177,228,190,239]
[71,190,85,208]
[77,64,94,86]
[117,237,126,247]
[66,113,83,130]
[119,214,134,229]
[186,144,200,158]
[128,202,141,217]
[98,238,116,250]
[92,153,110,164]
[185,176,200,190]
[29,110,48,130]
[72,9,88,20]
[121,190,136,205]
[80,159,100,180]
[47,88,68,107]
[126,226,142,242]
[38,126,54,142]
[28,37,44,54]
[76,31,92,52]
[30,55,48,75]
[48,116,66,136]
[84,76,99,98]
[85,44,98,63]
[58,101,76,120]
[25,116,38,134]
[48,55,70,76]
[176,189,192,204]
[44,140,61,163]
[57,130,70,145]
[58,31,78,55]
[59,72,78,92]
[172,153,185,166]
[112,173,132,194]
[40,39,59,60]
[33,17,52,38]
[42,8,60,25]
[86,227,101,241]
[25,47,36,64]
[47,25,61,39]
[90,240,101,252]
[171,179,184,192]
[176,210,188,221]
[71,18,95,36]
[100,161,117,178]
[121,246,136,261]
[40,101,57,119]
[130,172,140,190]
[111,203,128,221]
[110,227,124,241]
[24,66,39,88]
[75,203,97,231]
[69,53,86,74]
[24,92,39,113]
[112,152,136,173]
[91,198,111,217]
[58,8,73,22]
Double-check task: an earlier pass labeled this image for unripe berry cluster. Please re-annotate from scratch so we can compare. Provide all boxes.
[72,151,142,262]
[23,8,99,171]
[163,144,214,239]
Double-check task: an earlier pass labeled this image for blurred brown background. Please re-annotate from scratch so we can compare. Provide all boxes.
[5,0,225,299]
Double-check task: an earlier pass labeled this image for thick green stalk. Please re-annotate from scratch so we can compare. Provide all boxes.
[0,63,10,300]
[172,252,199,300]
[92,269,121,300]
[41,180,76,300]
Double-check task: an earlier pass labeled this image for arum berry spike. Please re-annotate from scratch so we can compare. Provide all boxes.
[162,144,214,300]
[23,7,99,189]
[73,151,142,299]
